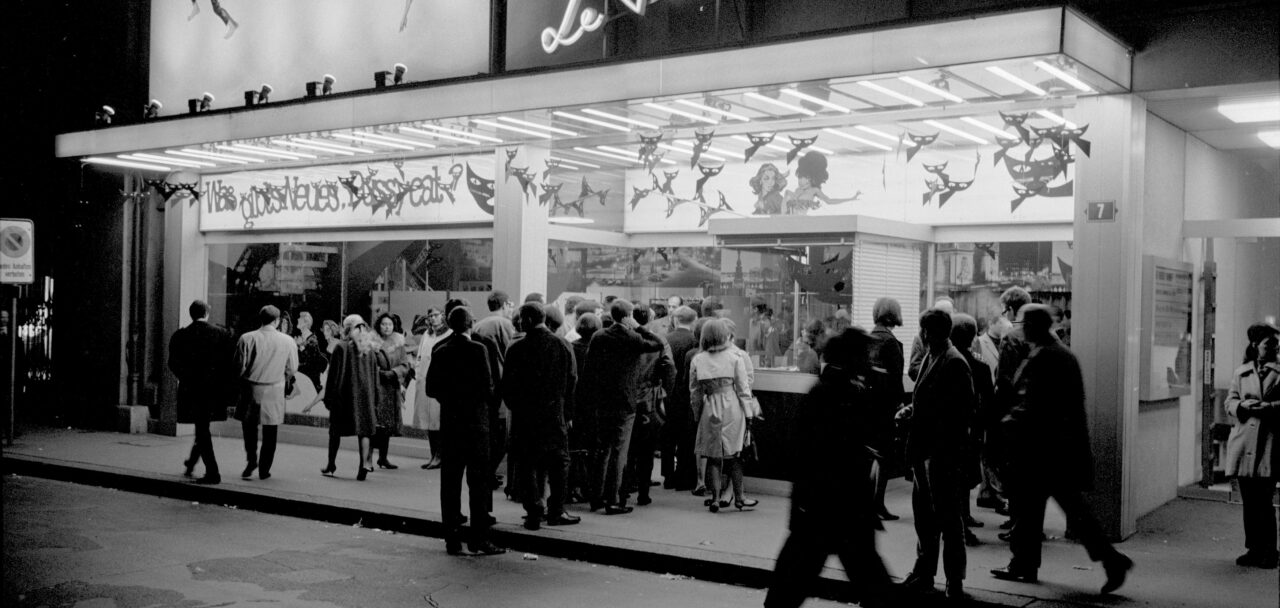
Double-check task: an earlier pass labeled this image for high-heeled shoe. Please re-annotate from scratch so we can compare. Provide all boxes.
[321,465,337,477]
[356,466,371,481]
[734,498,759,511]
[376,459,398,470]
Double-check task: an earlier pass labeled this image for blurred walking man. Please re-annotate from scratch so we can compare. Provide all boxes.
[234,305,297,481]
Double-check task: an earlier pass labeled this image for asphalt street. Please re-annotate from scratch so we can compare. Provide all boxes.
[4,475,852,608]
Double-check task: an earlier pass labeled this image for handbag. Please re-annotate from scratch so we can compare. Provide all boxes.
[741,419,760,463]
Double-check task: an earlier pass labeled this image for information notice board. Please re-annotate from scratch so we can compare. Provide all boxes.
[1141,255,1194,401]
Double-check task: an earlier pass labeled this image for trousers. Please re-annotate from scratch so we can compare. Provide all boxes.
[187,418,220,476]
[242,417,277,474]
[593,411,636,506]
[1007,482,1119,570]
[440,437,493,544]
[910,457,967,582]
[518,444,571,517]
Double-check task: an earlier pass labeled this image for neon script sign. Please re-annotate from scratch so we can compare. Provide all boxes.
[542,0,660,54]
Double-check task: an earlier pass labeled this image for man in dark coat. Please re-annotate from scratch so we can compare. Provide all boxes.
[501,303,581,530]
[991,305,1133,594]
[660,305,699,491]
[622,304,674,506]
[581,299,664,514]
[765,329,892,608]
[168,300,233,485]
[899,308,973,601]
[990,287,1032,523]
[951,313,994,544]
[425,306,505,556]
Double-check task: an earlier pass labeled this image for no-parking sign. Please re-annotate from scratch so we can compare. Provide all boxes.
[0,218,34,284]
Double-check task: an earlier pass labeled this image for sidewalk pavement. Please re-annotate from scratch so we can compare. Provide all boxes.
[3,426,1277,608]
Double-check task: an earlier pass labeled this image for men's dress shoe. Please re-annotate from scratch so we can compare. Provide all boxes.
[194,475,221,485]
[523,516,541,531]
[183,459,197,477]
[899,572,936,592]
[1100,554,1133,594]
[446,542,466,556]
[604,505,634,515]
[963,515,984,528]
[964,529,981,546]
[1236,551,1280,569]
[546,513,581,526]
[589,501,606,512]
[990,565,1038,583]
[637,495,652,506]
[473,514,496,528]
[945,581,966,601]
[469,541,506,556]
[258,472,271,481]
[241,464,257,479]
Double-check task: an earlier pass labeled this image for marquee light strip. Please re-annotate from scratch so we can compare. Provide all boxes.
[168,150,251,164]
[86,157,172,171]
[744,92,815,117]
[1033,60,1093,93]
[497,116,578,137]
[780,88,852,113]
[986,66,1047,96]
[821,128,893,151]
[176,148,265,163]
[923,120,989,145]
[409,123,503,143]
[333,133,415,150]
[217,144,312,160]
[271,139,356,156]
[581,108,660,130]
[552,111,631,132]
[399,126,483,145]
[643,102,720,125]
[857,81,926,107]
[674,99,750,122]
[123,153,212,168]
[899,76,966,104]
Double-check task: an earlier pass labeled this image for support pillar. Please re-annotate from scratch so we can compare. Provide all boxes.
[491,146,549,300]
[1072,94,1148,540]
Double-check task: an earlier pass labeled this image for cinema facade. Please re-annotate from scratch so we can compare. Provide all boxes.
[54,2,1279,539]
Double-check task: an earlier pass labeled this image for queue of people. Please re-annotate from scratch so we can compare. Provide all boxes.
[167,288,1276,597]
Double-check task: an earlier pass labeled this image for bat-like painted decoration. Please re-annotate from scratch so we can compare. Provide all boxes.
[993,137,1022,166]
[514,168,538,198]
[743,132,775,162]
[1040,124,1092,157]
[696,191,733,227]
[338,173,362,208]
[690,129,716,168]
[1010,182,1047,212]
[638,131,665,172]
[694,162,724,199]
[538,182,563,207]
[643,150,667,174]
[664,193,695,218]
[904,132,938,162]
[629,185,655,211]
[922,162,950,178]
[786,135,817,165]
[999,112,1031,145]
[781,251,851,304]
[937,178,974,207]
[504,147,519,182]
[466,163,495,215]
[656,169,679,195]
[922,178,947,206]
[542,158,565,180]
[1003,156,1065,185]
[145,179,201,202]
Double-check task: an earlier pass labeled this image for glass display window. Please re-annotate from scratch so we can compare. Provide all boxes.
[931,240,1073,344]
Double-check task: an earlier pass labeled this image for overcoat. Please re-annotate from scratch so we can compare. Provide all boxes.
[501,326,577,452]
[323,339,383,437]
[789,363,875,534]
[1002,340,1093,490]
[426,333,494,443]
[1224,361,1280,479]
[580,323,664,417]
[905,343,974,464]
[376,333,412,435]
[168,320,233,423]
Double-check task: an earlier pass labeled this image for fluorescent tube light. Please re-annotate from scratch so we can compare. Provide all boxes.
[355,132,437,149]
[271,139,356,156]
[551,156,599,169]
[573,147,641,163]
[986,66,1047,96]
[399,126,484,145]
[474,118,555,138]
[552,111,631,132]
[333,133,415,150]
[223,143,316,159]
[857,81,925,107]
[409,123,502,143]
[168,150,249,164]
[581,108,660,130]
[1218,99,1280,123]
[960,117,1018,140]
[1035,110,1077,129]
[674,99,750,121]
[177,148,264,163]
[86,157,172,171]
[821,129,893,151]
[809,145,834,155]
[124,153,212,168]
[497,116,577,136]
[597,145,635,156]
[643,102,719,125]
[744,92,815,116]
[1033,61,1093,93]
[923,120,988,145]
[1259,130,1280,149]
[780,88,851,113]
[899,76,966,104]
[854,126,899,142]
[289,139,374,154]
[548,216,596,224]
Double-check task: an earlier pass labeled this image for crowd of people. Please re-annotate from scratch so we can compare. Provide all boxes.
[167,286,1280,603]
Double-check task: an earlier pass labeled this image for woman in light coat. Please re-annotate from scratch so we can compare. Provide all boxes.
[691,318,759,512]
[1223,322,1279,569]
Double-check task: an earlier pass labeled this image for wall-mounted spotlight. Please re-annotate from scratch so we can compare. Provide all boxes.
[244,90,258,106]
[394,63,407,85]
[142,99,162,120]
[322,74,336,95]
[95,105,115,126]
[200,92,215,111]
[374,70,392,88]
[259,84,273,103]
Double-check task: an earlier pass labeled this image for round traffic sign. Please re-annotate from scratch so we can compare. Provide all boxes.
[1,225,31,258]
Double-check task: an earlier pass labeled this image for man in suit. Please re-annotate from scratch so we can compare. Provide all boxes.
[660,305,699,490]
[991,305,1133,594]
[234,305,297,481]
[907,297,954,381]
[426,306,505,556]
[581,299,664,514]
[502,303,581,530]
[473,290,514,493]
[168,300,233,485]
[899,308,974,601]
[992,287,1033,526]
[622,303,675,506]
